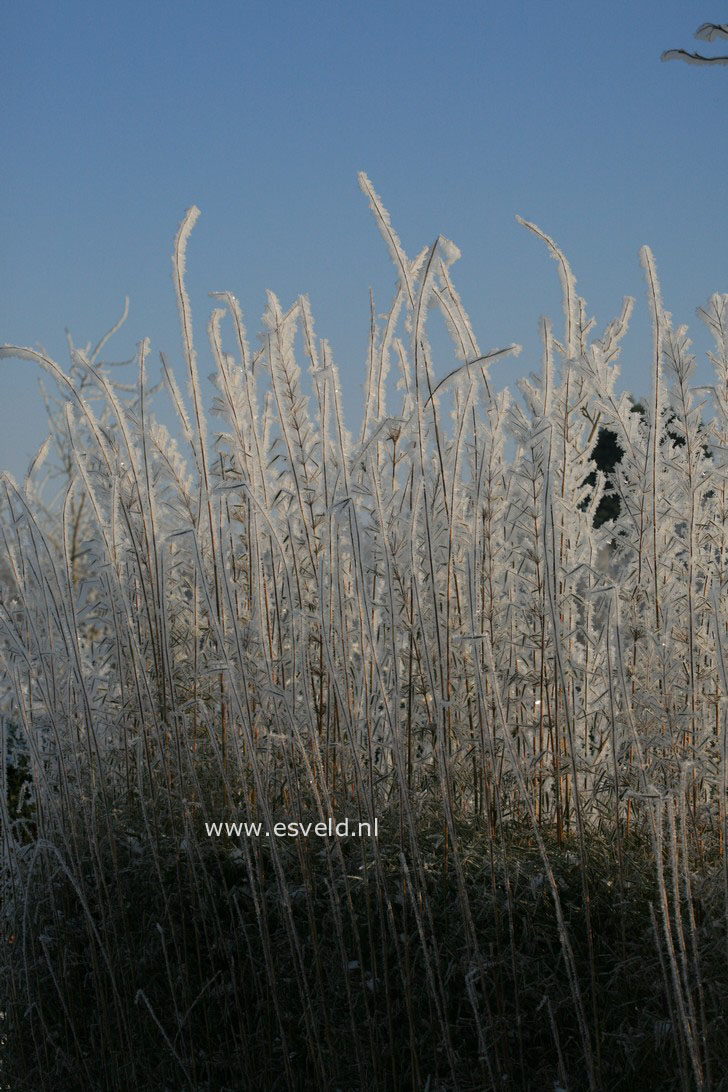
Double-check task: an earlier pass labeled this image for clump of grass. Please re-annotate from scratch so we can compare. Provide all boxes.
[2,176,728,1090]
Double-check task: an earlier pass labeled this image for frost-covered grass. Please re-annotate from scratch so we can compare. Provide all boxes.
[2,176,728,1089]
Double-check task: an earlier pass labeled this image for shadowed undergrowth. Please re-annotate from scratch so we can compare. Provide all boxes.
[6,807,728,1091]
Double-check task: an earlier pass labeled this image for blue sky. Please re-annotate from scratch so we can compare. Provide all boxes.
[2,0,727,478]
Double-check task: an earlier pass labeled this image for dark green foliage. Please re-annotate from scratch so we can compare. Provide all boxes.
[586,425,625,527]
[3,722,33,834]
[585,401,710,528]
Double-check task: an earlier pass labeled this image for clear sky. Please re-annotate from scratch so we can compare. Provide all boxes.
[2,0,727,479]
